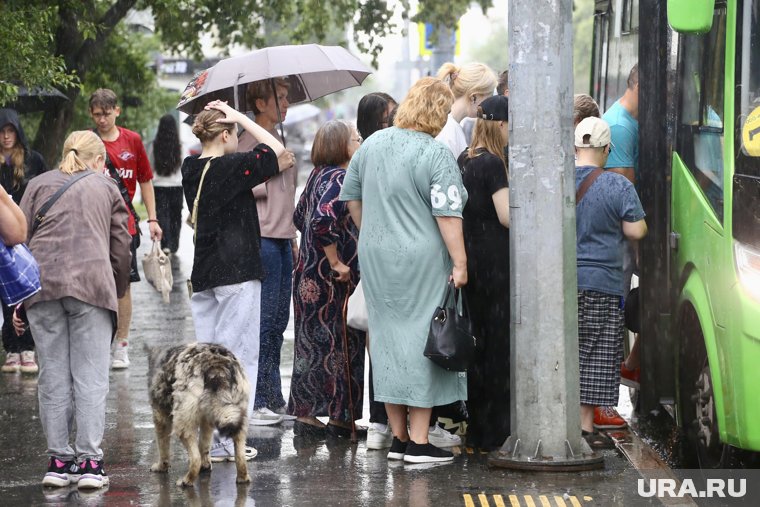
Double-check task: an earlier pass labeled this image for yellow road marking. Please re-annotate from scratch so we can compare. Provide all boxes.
[464,494,476,507]
[524,496,536,507]
[479,493,490,506]
[508,494,520,506]
[554,496,568,507]
[568,496,582,507]
[583,497,592,502]
[539,496,551,507]
[493,494,506,507]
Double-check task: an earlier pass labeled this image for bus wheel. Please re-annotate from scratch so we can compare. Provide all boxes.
[691,357,724,468]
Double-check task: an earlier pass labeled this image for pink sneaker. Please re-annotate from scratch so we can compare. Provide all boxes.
[20,350,39,374]
[2,353,20,373]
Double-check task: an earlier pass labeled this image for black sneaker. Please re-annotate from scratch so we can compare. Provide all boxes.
[403,441,454,463]
[77,459,109,489]
[42,457,81,487]
[387,437,408,460]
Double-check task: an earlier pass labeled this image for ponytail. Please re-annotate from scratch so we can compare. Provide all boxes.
[59,131,105,174]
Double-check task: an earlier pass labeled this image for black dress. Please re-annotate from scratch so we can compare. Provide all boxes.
[458,148,511,451]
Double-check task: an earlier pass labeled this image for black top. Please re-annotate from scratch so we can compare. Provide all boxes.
[181,145,278,292]
[458,149,509,240]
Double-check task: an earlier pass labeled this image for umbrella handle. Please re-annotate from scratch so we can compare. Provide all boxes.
[270,78,287,148]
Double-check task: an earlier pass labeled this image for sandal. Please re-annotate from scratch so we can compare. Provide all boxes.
[582,430,615,450]
[209,445,258,462]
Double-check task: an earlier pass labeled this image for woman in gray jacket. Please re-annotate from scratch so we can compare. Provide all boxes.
[20,130,131,491]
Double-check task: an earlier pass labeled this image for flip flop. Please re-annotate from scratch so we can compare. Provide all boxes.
[582,430,615,450]
[209,445,258,462]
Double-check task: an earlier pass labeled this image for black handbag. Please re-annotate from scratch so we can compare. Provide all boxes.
[424,281,477,372]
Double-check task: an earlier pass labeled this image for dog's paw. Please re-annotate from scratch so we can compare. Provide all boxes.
[200,462,212,473]
[176,477,194,488]
[236,473,252,484]
[150,462,169,473]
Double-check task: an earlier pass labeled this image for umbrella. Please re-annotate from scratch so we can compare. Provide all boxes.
[176,44,372,115]
[282,103,321,126]
[4,86,68,114]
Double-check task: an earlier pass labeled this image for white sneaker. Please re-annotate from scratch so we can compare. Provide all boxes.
[272,405,297,421]
[367,423,393,450]
[111,342,130,370]
[250,408,284,426]
[428,424,462,448]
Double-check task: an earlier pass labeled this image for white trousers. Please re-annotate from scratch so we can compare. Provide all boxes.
[190,280,261,417]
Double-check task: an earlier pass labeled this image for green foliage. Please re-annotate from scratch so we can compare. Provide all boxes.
[69,25,176,140]
[0,2,79,106]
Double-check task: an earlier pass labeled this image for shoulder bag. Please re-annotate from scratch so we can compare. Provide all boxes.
[424,280,477,372]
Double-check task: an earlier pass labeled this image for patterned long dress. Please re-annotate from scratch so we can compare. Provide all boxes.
[287,165,366,422]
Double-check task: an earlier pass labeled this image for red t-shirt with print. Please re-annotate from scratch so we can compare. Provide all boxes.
[102,126,153,235]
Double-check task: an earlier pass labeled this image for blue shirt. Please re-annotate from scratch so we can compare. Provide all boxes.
[576,165,645,296]
[603,100,639,184]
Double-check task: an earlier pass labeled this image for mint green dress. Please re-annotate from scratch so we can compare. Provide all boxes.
[339,127,468,407]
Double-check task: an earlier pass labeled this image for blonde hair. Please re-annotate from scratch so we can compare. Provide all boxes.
[7,145,24,191]
[469,110,507,169]
[192,109,235,145]
[59,131,105,175]
[437,62,497,100]
[394,77,454,137]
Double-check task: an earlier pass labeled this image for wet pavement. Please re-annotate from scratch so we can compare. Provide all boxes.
[0,222,660,506]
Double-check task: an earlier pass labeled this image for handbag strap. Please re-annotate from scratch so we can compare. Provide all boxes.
[190,158,215,244]
[32,171,94,236]
[575,168,604,204]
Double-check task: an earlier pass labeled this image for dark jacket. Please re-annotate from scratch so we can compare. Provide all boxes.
[0,109,48,204]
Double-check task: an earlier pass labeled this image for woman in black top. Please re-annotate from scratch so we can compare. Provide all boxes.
[181,100,295,461]
[0,108,47,374]
[457,95,510,451]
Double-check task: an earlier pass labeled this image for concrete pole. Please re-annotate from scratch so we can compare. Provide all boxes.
[489,0,602,471]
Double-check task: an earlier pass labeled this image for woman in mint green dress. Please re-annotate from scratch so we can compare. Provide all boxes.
[340,77,469,463]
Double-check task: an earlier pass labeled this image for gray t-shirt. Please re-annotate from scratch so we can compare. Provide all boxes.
[575,165,645,296]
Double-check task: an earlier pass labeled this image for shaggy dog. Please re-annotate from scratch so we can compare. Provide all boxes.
[147,343,251,487]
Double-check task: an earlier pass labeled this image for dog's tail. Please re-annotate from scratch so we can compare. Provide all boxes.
[203,359,250,438]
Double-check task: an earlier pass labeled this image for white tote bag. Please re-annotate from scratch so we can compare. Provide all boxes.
[346,280,368,331]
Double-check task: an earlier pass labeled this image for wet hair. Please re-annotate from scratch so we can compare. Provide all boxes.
[627,63,639,90]
[311,120,352,167]
[357,93,389,140]
[0,120,25,190]
[89,88,118,111]
[573,94,600,126]
[497,70,509,96]
[191,109,235,145]
[394,77,454,137]
[469,106,508,169]
[437,62,497,100]
[245,78,290,115]
[371,92,398,108]
[59,131,105,175]
[153,114,182,177]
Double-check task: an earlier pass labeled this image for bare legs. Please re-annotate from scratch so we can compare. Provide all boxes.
[385,403,432,444]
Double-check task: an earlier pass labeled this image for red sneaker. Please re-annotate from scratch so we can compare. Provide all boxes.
[620,361,640,389]
[594,406,627,429]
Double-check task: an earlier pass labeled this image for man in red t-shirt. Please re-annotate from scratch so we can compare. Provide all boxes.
[90,89,163,369]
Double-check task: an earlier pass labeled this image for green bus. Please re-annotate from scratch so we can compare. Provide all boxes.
[591,0,760,467]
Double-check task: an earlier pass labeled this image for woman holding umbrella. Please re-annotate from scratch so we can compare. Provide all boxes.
[0,108,47,374]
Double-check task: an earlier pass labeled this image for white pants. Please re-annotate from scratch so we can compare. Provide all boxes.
[190,280,261,417]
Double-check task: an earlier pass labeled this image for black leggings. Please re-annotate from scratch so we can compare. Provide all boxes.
[154,186,184,253]
[2,302,33,353]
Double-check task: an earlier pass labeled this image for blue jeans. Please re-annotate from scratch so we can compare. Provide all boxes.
[255,238,293,410]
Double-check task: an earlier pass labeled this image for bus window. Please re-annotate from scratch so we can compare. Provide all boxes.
[734,0,760,251]
[675,7,727,219]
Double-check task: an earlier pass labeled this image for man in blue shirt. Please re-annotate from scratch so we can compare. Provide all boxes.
[574,117,648,447]
[604,64,639,186]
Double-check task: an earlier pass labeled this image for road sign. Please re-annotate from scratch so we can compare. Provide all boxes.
[418,22,461,57]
